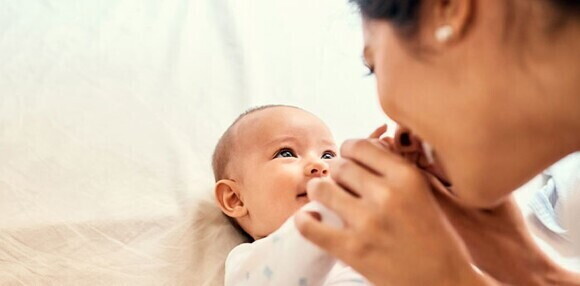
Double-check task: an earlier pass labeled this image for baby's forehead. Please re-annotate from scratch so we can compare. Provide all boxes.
[235,107,331,143]
[224,107,335,176]
[242,111,335,152]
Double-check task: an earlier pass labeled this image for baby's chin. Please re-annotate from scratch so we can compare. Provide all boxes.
[293,197,310,215]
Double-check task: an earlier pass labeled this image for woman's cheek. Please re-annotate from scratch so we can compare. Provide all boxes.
[375,70,402,121]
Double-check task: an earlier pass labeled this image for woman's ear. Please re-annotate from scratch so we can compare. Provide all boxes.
[215,179,248,218]
[422,0,473,45]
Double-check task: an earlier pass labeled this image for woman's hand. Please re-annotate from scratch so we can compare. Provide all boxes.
[306,125,579,285]
[295,137,494,285]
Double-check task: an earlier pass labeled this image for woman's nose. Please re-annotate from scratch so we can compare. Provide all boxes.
[305,160,329,177]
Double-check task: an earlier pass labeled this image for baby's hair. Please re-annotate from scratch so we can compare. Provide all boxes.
[211,104,300,182]
[212,104,301,242]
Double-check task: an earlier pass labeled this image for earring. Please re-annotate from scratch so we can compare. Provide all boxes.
[435,25,454,43]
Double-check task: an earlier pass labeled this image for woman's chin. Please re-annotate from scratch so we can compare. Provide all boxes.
[450,177,512,208]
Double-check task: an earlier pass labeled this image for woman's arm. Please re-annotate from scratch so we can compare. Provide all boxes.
[435,191,580,285]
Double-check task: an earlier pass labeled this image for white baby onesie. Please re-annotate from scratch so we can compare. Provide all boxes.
[224,202,370,286]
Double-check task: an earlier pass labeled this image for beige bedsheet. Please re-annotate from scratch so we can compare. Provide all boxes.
[0,0,384,285]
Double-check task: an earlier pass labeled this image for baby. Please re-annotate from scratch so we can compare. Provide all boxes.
[212,105,369,285]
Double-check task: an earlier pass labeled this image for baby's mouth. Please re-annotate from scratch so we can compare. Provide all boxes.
[297,192,308,199]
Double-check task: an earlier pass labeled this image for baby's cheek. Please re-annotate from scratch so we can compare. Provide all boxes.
[262,165,305,208]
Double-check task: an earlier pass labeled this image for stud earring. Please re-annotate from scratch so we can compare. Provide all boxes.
[435,25,454,43]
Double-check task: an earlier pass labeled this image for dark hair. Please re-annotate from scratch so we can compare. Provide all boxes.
[350,0,579,29]
[349,0,422,31]
[552,0,580,14]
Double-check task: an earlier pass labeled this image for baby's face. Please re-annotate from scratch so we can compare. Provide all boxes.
[231,107,337,239]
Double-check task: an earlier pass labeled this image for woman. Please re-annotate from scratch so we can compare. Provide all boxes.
[295,0,580,285]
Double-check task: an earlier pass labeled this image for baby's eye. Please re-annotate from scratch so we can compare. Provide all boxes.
[321,151,336,159]
[274,148,297,158]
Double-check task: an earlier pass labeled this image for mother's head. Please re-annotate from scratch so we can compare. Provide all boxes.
[353,0,580,206]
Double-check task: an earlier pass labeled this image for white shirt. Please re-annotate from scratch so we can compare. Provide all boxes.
[224,202,370,286]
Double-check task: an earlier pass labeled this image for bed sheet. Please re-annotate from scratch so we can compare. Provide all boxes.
[0,0,384,285]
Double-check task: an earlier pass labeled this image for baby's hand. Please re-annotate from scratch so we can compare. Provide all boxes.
[366,124,393,151]
[367,124,451,187]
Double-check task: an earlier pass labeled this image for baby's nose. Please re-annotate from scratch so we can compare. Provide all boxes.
[306,161,329,177]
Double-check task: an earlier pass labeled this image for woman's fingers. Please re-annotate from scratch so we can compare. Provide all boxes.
[424,172,457,199]
[329,159,385,202]
[294,211,351,258]
[340,139,409,177]
[302,145,481,285]
[306,178,365,226]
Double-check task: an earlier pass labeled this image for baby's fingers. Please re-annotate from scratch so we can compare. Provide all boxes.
[368,124,387,139]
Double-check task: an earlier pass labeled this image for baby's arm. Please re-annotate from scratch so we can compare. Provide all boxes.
[325,263,370,285]
[224,202,340,286]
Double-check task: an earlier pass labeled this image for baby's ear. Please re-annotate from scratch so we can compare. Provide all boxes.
[214,179,248,218]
